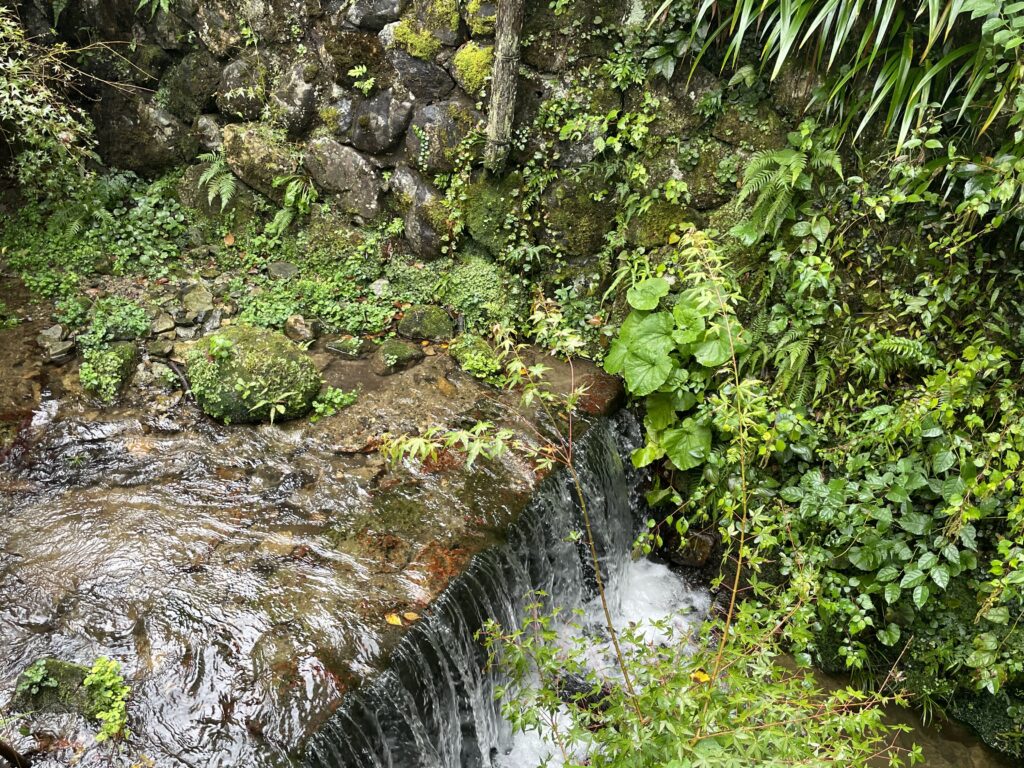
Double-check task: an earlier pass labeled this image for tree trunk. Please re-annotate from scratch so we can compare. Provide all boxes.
[0,738,30,768]
[483,0,526,173]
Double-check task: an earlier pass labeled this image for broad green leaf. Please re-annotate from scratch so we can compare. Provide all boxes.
[623,346,673,397]
[985,606,1010,624]
[877,623,901,646]
[912,584,930,607]
[694,331,732,368]
[930,564,950,589]
[876,565,899,583]
[900,569,926,588]
[632,441,665,468]
[884,583,901,604]
[645,392,677,431]
[898,512,931,535]
[662,418,711,471]
[627,277,671,310]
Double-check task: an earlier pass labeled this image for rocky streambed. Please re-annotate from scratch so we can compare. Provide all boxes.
[0,275,621,767]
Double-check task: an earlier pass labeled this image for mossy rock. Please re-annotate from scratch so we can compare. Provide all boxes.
[398,304,454,341]
[949,690,1024,760]
[541,170,615,257]
[451,42,494,95]
[11,659,94,716]
[325,29,394,91]
[81,342,138,402]
[711,104,787,151]
[463,172,522,255]
[627,200,705,248]
[437,250,527,332]
[186,326,323,424]
[372,338,426,375]
[672,139,738,211]
[449,333,502,380]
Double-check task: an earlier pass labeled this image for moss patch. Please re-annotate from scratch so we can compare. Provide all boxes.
[464,172,521,255]
[438,250,527,332]
[452,42,494,95]
[186,325,323,424]
[392,17,443,60]
[464,0,496,36]
[449,333,503,381]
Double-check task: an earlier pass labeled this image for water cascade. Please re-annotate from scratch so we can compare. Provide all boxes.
[305,414,710,768]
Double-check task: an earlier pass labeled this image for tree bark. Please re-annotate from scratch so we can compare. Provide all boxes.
[483,0,526,173]
[0,738,30,768]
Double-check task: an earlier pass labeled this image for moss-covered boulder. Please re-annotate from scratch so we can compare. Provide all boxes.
[186,326,323,424]
[372,338,426,375]
[449,333,502,380]
[12,659,92,716]
[451,42,494,95]
[80,342,138,403]
[222,123,297,201]
[437,250,527,331]
[398,305,454,341]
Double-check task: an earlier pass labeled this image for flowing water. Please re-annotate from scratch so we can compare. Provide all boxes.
[304,413,711,767]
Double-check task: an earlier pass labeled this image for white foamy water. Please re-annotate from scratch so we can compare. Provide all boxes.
[495,558,709,767]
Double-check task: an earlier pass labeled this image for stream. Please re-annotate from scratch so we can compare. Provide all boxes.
[0,400,1014,767]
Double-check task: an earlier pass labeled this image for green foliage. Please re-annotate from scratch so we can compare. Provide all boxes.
[77,298,149,349]
[452,42,494,95]
[391,17,442,60]
[83,657,129,743]
[197,151,237,212]
[267,174,319,238]
[449,333,503,382]
[0,300,18,329]
[484,602,918,767]
[310,386,359,422]
[347,65,375,96]
[380,422,515,468]
[678,0,1024,149]
[0,7,95,191]
[2,172,188,299]
[79,344,136,403]
[732,119,843,243]
[15,660,57,696]
[136,0,171,19]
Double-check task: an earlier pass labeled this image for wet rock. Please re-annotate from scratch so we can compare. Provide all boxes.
[348,88,414,153]
[176,326,200,340]
[398,304,453,341]
[92,90,199,173]
[181,283,215,324]
[151,312,176,335]
[284,314,319,343]
[201,309,223,334]
[186,326,324,424]
[217,57,265,120]
[462,0,496,36]
[270,61,319,137]
[159,49,221,122]
[390,164,448,259]
[268,261,300,280]
[348,0,407,30]
[304,137,382,219]
[11,658,91,715]
[195,114,223,151]
[222,122,295,200]
[386,48,455,101]
[405,99,481,174]
[370,278,390,297]
[42,339,75,365]
[148,339,175,357]
[670,139,738,211]
[372,338,425,375]
[771,60,824,119]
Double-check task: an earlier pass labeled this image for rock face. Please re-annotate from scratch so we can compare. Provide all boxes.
[386,49,456,100]
[92,90,199,173]
[222,123,296,200]
[186,326,324,424]
[347,0,407,30]
[348,88,415,153]
[405,99,480,174]
[159,49,221,122]
[304,137,382,219]
[390,164,449,259]
[217,57,265,120]
[270,61,318,137]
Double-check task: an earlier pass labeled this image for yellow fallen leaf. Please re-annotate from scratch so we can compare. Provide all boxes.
[690,669,711,684]
[385,613,403,626]
[403,612,421,622]
[224,232,236,246]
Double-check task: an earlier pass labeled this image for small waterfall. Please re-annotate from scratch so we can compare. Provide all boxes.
[304,413,705,768]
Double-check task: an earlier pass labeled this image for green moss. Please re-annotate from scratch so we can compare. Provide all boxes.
[397,304,454,341]
[542,170,615,257]
[452,42,494,95]
[464,172,521,255]
[422,197,452,233]
[13,658,90,715]
[628,200,702,248]
[426,0,460,32]
[449,333,503,381]
[438,250,528,331]
[392,17,443,60]
[186,325,323,424]
[465,0,496,36]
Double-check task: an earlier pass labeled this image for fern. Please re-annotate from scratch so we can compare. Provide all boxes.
[197,151,237,213]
